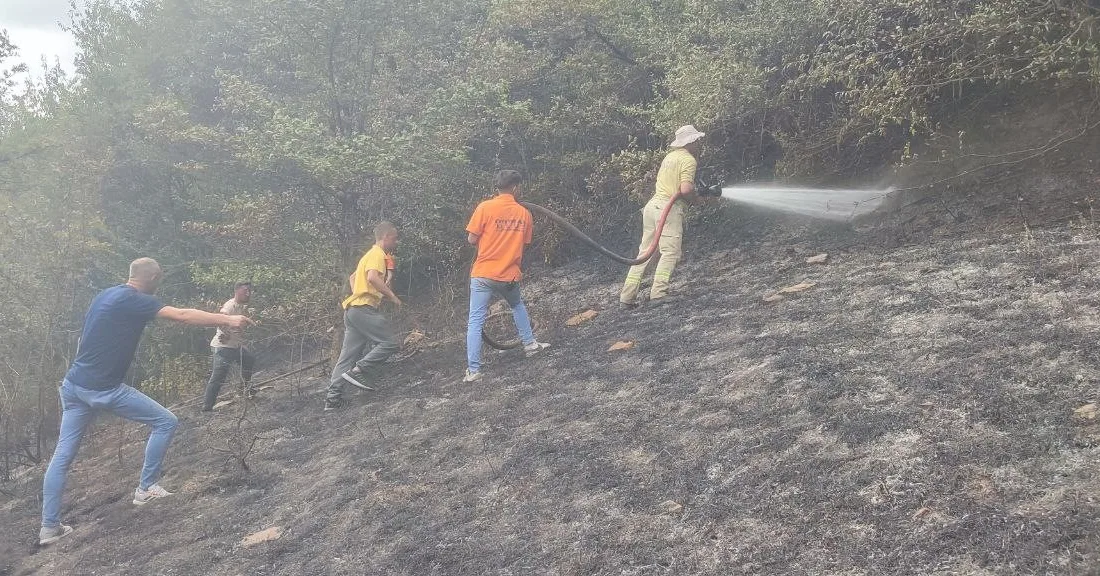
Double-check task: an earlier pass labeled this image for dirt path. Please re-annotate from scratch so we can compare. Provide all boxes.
[3,214,1100,575]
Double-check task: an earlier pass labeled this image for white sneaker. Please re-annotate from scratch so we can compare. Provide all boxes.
[133,483,173,506]
[340,369,375,391]
[38,524,73,546]
[463,369,483,383]
[523,341,551,358]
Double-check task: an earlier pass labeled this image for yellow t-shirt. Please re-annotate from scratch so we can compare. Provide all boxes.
[342,244,389,309]
[651,148,698,202]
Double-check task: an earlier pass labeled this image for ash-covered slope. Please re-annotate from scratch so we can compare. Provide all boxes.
[5,198,1100,574]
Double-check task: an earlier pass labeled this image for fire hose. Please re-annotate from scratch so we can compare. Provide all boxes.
[481,178,723,350]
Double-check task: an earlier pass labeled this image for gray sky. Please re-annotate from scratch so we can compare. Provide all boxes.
[2,0,81,84]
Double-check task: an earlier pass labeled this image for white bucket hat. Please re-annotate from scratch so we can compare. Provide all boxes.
[670,124,705,148]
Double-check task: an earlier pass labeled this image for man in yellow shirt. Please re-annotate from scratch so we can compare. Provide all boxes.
[619,124,705,308]
[325,222,402,411]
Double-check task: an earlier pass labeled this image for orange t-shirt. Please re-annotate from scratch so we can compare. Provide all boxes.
[466,193,533,281]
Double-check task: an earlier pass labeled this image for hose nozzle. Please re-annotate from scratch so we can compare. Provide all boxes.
[695,171,724,197]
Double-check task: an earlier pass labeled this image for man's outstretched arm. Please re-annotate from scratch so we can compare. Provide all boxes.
[157,307,252,329]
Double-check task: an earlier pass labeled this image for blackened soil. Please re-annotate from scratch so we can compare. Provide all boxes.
[5,180,1100,575]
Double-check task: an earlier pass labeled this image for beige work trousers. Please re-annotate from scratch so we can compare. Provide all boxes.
[619,197,684,304]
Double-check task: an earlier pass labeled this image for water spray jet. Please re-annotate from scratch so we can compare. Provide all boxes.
[484,175,897,349]
[719,184,895,221]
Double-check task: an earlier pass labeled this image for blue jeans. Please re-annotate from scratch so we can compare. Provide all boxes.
[41,380,179,528]
[466,278,535,373]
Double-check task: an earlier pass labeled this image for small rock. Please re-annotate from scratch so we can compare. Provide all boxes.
[403,330,425,348]
[565,310,599,326]
[805,253,829,264]
[607,341,635,352]
[660,500,683,514]
[1073,403,1097,422]
[778,281,817,294]
[241,526,284,547]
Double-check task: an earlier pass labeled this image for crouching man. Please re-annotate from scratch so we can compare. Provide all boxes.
[39,258,251,546]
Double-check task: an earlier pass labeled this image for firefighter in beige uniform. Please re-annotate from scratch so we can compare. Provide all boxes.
[619,125,705,307]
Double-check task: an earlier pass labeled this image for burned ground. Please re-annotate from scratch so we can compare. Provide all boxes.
[4,182,1100,575]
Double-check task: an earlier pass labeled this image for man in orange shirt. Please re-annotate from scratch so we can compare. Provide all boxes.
[464,170,550,382]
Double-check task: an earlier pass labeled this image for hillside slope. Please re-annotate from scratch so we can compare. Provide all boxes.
[5,182,1100,574]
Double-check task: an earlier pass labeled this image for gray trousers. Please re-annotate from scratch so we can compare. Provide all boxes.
[327,305,398,400]
[202,347,255,411]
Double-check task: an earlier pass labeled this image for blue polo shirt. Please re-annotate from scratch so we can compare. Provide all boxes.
[65,285,165,390]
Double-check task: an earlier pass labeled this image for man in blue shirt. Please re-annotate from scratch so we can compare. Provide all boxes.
[38,258,252,546]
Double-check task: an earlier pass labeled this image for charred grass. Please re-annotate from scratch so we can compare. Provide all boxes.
[4,210,1100,575]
